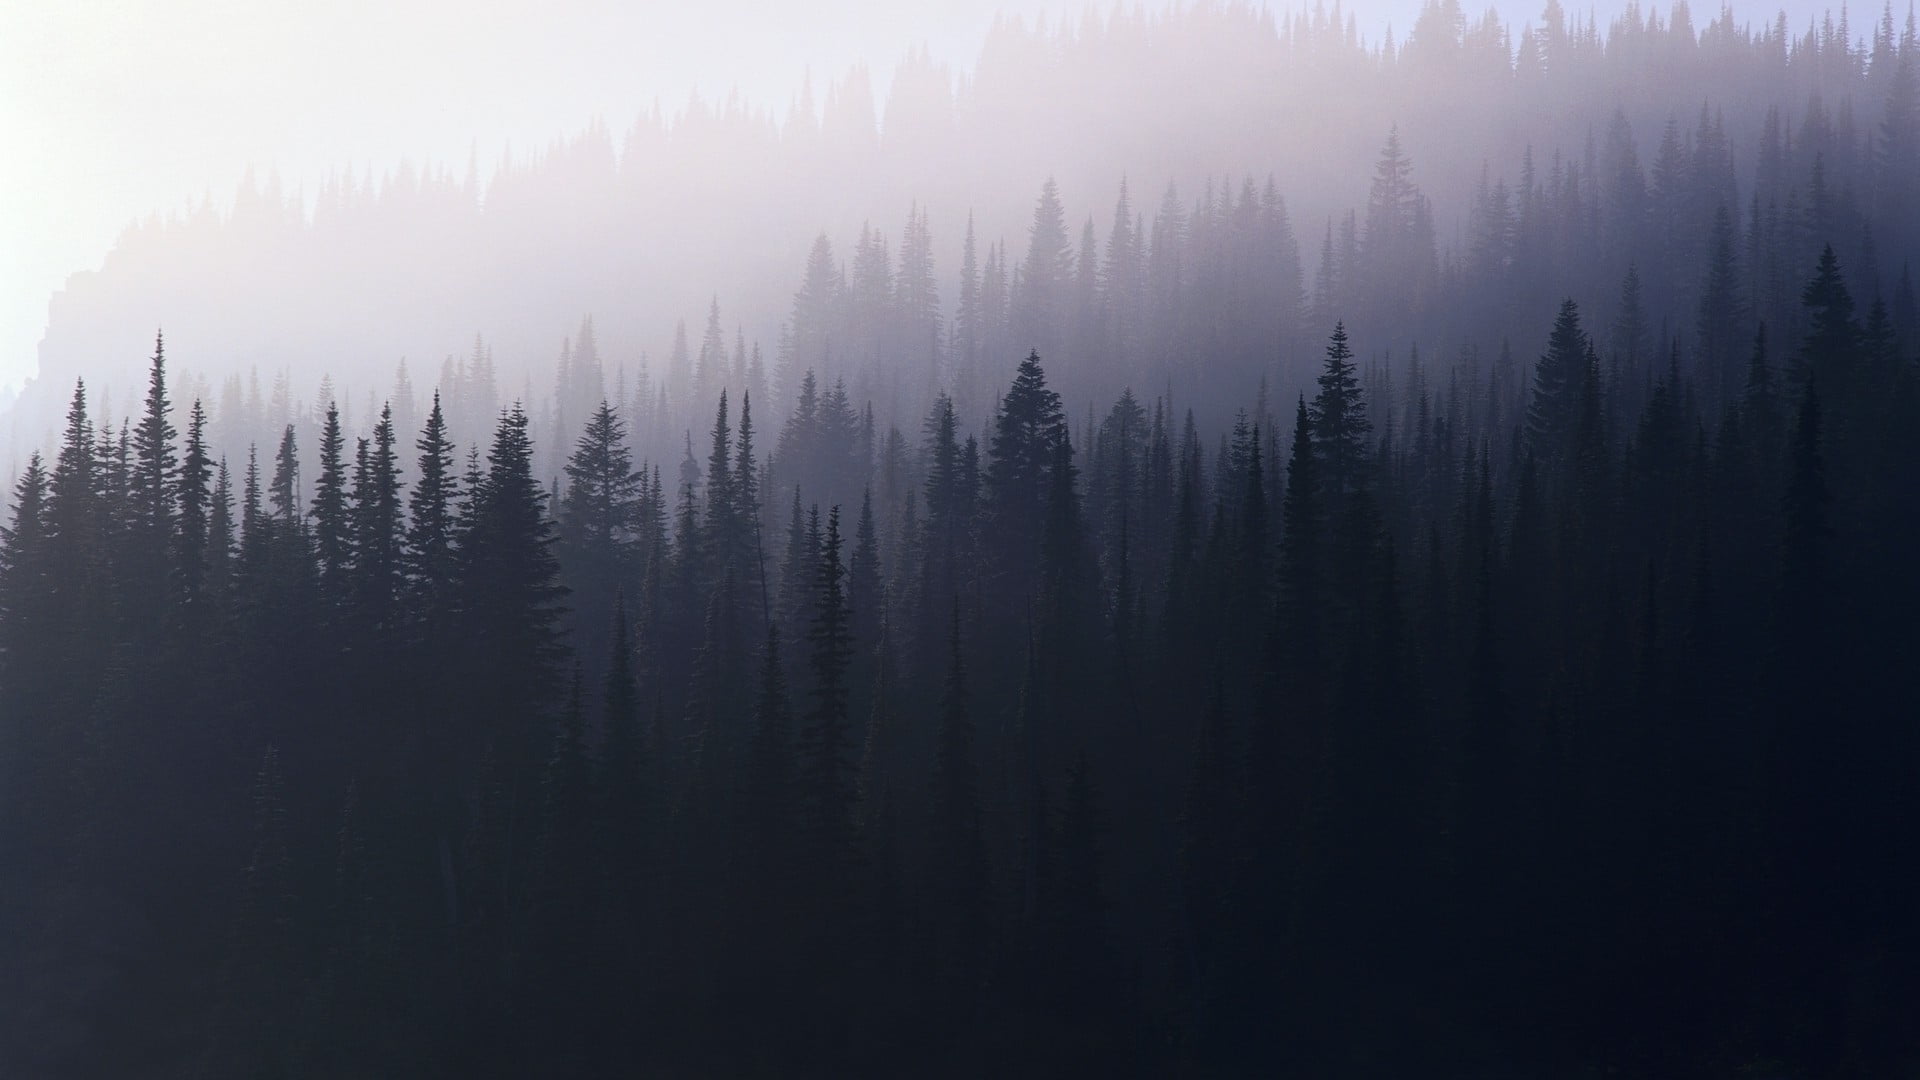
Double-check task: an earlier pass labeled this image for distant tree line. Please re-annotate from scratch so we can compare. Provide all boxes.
[14,0,1920,467]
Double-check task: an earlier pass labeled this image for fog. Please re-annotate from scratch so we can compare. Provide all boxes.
[1,0,1075,394]
[3,2,1918,1074]
[1,0,1857,468]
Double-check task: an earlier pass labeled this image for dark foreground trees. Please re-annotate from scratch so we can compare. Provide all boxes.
[4,247,1920,1077]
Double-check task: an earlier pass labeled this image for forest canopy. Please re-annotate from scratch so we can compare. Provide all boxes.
[2,1,1919,1076]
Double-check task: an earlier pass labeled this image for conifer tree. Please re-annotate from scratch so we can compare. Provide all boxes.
[1797,245,1861,399]
[207,458,235,594]
[0,455,52,799]
[986,350,1066,591]
[47,381,98,561]
[269,425,300,523]
[704,391,739,564]
[457,405,568,731]
[1528,299,1590,466]
[735,391,763,613]
[312,401,351,598]
[560,401,640,576]
[176,399,213,600]
[129,331,179,553]
[1310,323,1370,495]
[351,404,405,631]
[240,445,263,559]
[1016,179,1075,363]
[407,393,459,616]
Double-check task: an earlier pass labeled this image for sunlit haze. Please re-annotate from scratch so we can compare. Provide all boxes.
[2,0,1080,396]
[2,1,1916,1074]
[0,0,1841,400]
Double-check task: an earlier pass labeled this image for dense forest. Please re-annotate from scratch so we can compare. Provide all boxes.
[3,1,1920,1076]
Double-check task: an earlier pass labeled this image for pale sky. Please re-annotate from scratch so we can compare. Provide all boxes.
[0,0,1828,396]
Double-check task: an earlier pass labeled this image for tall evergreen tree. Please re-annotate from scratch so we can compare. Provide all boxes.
[176,399,213,600]
[457,405,568,733]
[129,331,179,554]
[986,351,1067,592]
[351,403,405,631]
[1528,299,1590,466]
[312,402,351,599]
[1310,322,1371,495]
[407,393,459,616]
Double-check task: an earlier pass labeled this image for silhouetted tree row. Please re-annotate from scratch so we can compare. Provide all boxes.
[3,223,1918,1074]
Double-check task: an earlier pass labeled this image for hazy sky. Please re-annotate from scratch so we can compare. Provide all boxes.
[0,0,1834,395]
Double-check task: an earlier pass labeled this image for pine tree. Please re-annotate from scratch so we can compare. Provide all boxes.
[1310,323,1371,495]
[1797,244,1861,399]
[1527,299,1589,466]
[269,425,301,523]
[735,391,763,612]
[560,401,641,575]
[207,458,235,594]
[954,213,982,406]
[1016,178,1075,363]
[312,401,351,598]
[0,455,52,795]
[351,404,405,630]
[897,201,943,388]
[407,393,459,616]
[240,445,263,560]
[176,400,213,600]
[129,331,179,555]
[47,381,98,559]
[558,398,640,674]
[1363,125,1423,302]
[457,405,568,731]
[705,390,755,584]
[986,351,1066,591]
